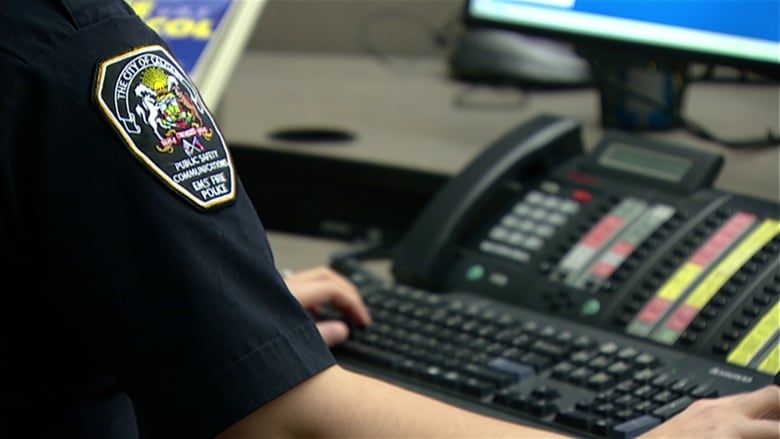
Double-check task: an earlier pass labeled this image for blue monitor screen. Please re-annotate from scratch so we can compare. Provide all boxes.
[466,0,779,74]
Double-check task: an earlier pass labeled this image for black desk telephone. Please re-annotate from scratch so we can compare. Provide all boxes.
[330,114,780,438]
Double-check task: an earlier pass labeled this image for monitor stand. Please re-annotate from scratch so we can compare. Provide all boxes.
[587,55,689,131]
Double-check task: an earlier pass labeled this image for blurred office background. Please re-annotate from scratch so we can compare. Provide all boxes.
[248,0,460,56]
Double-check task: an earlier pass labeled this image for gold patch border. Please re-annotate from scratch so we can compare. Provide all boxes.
[94,45,237,209]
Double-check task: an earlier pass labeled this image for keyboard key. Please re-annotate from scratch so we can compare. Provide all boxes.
[520,352,553,370]
[652,390,676,404]
[612,415,661,439]
[493,389,530,411]
[554,408,598,431]
[599,342,620,356]
[632,400,658,414]
[487,357,536,383]
[632,369,658,383]
[572,335,596,349]
[614,394,639,408]
[527,399,559,417]
[530,385,561,400]
[593,418,617,436]
[570,350,596,365]
[569,366,595,385]
[551,361,577,380]
[340,341,405,368]
[437,371,495,397]
[606,361,632,379]
[690,383,718,399]
[632,384,658,399]
[397,359,427,376]
[531,339,568,359]
[589,355,612,370]
[587,372,615,391]
[617,347,640,361]
[651,373,672,387]
[652,396,694,420]
[615,379,638,393]
[461,363,517,386]
[594,402,615,416]
[669,378,695,393]
[633,353,659,368]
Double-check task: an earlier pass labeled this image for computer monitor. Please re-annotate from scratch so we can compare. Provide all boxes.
[463,0,780,130]
[127,0,267,109]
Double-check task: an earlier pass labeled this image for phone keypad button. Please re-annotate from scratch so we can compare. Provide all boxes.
[519,220,537,232]
[482,190,580,264]
[526,191,546,204]
[489,226,511,241]
[513,204,532,216]
[537,225,556,238]
[507,233,526,246]
[548,213,567,226]
[521,236,544,251]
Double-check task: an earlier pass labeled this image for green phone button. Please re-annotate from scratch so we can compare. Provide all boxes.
[465,265,485,281]
[582,299,601,316]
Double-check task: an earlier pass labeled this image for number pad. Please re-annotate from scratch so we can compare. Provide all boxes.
[480,190,580,263]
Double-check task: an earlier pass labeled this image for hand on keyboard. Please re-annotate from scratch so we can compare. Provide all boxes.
[330,259,779,439]
[284,266,372,346]
[639,385,780,439]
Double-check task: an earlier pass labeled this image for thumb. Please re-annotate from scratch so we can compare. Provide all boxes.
[316,320,350,347]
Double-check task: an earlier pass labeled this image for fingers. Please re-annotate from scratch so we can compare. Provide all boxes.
[316,321,350,347]
[737,386,780,419]
[284,267,372,327]
[292,279,372,326]
[284,266,348,284]
[284,267,357,301]
[738,418,780,439]
[641,386,780,439]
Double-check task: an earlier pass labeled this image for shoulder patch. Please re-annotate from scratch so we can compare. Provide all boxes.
[95,45,235,209]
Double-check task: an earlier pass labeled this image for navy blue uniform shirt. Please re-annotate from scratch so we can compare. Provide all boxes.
[0,0,336,437]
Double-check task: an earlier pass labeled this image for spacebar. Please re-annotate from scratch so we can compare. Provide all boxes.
[339,340,406,368]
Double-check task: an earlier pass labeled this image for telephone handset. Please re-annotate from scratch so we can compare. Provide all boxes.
[392,114,583,289]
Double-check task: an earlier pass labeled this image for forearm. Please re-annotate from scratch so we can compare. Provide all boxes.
[217,364,567,438]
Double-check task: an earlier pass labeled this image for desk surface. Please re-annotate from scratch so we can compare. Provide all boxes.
[266,231,390,278]
[266,231,345,272]
[220,51,779,202]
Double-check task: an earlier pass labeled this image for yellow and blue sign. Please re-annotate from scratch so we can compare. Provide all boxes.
[127,0,234,74]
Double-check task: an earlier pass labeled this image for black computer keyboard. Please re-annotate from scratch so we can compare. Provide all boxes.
[329,258,774,439]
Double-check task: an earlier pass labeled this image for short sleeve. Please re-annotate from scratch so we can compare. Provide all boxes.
[1,2,335,438]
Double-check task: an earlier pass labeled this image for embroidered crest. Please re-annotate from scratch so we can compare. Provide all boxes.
[95,45,235,209]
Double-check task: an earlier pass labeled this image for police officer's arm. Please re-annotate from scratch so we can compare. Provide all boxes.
[217,364,566,439]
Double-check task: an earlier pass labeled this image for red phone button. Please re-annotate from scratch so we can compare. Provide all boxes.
[573,189,593,203]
